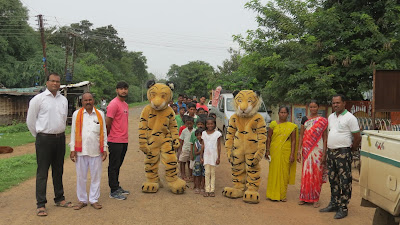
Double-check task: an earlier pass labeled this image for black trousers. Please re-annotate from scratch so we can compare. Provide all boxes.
[35,133,66,208]
[327,147,352,211]
[108,142,128,193]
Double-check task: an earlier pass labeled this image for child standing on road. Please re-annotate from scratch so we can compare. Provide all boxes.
[185,103,198,128]
[176,107,186,133]
[207,112,218,131]
[171,103,178,115]
[190,117,206,191]
[179,117,195,181]
[197,108,207,116]
[201,117,222,197]
[193,128,205,194]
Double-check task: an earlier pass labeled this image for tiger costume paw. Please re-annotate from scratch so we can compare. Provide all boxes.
[142,182,159,193]
[222,187,244,199]
[243,190,260,204]
[167,178,186,194]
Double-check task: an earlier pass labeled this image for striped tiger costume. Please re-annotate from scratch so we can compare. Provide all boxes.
[138,80,186,194]
[223,90,267,203]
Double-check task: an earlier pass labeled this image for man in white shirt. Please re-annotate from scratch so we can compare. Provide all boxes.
[27,73,71,216]
[69,93,108,210]
[320,94,361,219]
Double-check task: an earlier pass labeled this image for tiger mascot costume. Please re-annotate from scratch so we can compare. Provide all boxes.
[138,80,186,194]
[222,90,267,203]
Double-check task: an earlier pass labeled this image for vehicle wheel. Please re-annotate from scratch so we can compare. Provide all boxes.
[373,207,398,225]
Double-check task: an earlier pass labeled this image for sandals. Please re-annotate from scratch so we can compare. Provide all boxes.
[203,192,209,197]
[209,192,215,197]
[91,202,102,210]
[280,198,287,202]
[73,202,87,210]
[55,200,73,208]
[194,188,200,194]
[297,200,320,208]
[36,207,47,216]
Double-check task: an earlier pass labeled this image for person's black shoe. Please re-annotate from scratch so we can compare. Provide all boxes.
[334,209,348,219]
[319,204,339,212]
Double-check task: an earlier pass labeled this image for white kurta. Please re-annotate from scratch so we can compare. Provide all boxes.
[69,108,107,204]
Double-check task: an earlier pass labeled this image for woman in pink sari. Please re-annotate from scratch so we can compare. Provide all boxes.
[297,100,328,208]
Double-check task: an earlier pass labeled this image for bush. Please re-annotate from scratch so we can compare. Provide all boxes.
[0,122,29,133]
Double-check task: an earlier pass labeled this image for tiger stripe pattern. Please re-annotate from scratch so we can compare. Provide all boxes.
[139,81,186,194]
[223,90,267,204]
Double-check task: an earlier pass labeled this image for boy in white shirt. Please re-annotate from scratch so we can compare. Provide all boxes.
[178,116,195,181]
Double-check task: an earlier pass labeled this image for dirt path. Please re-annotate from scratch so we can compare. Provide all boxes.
[0,105,374,225]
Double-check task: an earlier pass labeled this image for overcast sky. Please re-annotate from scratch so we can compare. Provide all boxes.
[22,0,263,79]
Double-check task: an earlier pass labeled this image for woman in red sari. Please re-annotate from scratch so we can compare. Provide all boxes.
[297,100,328,208]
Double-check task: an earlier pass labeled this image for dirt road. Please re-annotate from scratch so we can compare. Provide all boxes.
[0,105,374,225]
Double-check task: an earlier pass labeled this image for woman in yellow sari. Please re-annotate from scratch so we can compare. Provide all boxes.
[265,106,298,201]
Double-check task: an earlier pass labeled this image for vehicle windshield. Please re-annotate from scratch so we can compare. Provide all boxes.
[259,103,267,112]
[226,98,235,111]
[226,97,267,112]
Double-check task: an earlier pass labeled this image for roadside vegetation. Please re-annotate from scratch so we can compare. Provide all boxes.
[0,123,71,147]
[0,146,70,192]
[128,101,148,108]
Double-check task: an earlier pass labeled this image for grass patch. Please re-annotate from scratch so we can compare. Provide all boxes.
[0,154,36,192]
[0,145,70,192]
[0,126,71,147]
[128,101,148,108]
[0,132,35,147]
[65,126,71,134]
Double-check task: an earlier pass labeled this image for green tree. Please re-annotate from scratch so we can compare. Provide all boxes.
[105,51,149,102]
[47,21,126,61]
[233,0,400,104]
[0,0,41,87]
[166,61,214,98]
[211,49,246,91]
[73,53,116,101]
[45,19,149,102]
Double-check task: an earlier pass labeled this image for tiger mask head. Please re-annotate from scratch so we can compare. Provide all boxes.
[233,90,262,118]
[146,80,175,111]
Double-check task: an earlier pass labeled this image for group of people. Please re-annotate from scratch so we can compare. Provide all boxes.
[266,96,361,219]
[27,73,131,216]
[27,74,360,220]
[172,98,221,197]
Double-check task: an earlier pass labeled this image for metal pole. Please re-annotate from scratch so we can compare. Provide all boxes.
[372,67,376,130]
[38,15,49,80]
[70,35,77,77]
[64,34,70,78]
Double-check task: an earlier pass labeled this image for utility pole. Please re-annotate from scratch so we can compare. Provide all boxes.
[70,35,77,76]
[37,15,49,79]
[64,33,77,84]
[64,35,70,77]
